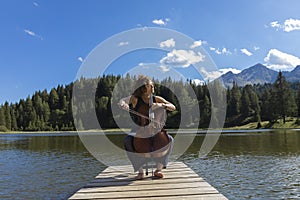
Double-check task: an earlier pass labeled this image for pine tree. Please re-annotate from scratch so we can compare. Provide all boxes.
[272,71,296,123]
[241,88,251,117]
[4,102,12,130]
[49,88,59,110]
[23,96,35,129]
[10,105,18,131]
[297,84,300,124]
[200,94,211,126]
[228,82,241,117]
[0,107,6,128]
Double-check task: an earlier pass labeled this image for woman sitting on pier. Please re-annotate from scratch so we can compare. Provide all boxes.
[119,75,176,180]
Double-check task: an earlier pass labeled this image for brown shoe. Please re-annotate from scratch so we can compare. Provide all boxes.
[154,170,164,178]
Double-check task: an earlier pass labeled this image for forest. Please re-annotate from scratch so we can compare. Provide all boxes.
[0,72,300,132]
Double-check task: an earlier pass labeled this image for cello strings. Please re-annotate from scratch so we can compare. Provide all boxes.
[119,106,165,128]
[127,108,165,128]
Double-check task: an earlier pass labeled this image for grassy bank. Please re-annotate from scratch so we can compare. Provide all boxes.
[0,128,131,134]
[1,118,300,134]
[227,117,300,130]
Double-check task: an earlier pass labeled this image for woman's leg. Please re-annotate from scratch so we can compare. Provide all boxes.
[154,134,174,178]
[124,135,147,179]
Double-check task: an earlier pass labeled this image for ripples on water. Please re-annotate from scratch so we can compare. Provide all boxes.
[181,130,300,200]
[0,134,105,200]
[183,154,299,199]
[0,130,299,199]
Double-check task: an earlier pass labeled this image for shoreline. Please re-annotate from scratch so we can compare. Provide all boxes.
[1,118,300,134]
[1,127,300,135]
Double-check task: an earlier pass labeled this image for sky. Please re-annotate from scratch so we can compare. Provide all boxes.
[1,0,300,104]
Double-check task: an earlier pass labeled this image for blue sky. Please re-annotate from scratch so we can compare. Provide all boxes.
[1,0,300,104]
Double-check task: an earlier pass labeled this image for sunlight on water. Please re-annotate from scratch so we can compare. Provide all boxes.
[0,130,299,199]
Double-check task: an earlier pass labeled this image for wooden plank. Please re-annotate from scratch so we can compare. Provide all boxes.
[69,188,219,199]
[80,182,213,193]
[114,194,228,200]
[68,162,228,200]
[86,177,205,187]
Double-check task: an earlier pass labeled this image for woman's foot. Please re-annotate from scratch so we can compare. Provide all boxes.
[154,170,164,178]
[135,172,144,180]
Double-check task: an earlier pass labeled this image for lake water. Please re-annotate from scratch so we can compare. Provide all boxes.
[0,130,299,199]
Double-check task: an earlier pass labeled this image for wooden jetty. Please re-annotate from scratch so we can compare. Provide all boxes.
[68,162,228,200]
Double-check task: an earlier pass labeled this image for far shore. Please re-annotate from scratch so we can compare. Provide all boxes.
[1,127,300,135]
[1,117,300,134]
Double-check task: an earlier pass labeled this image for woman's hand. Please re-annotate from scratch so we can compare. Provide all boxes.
[118,101,129,110]
[151,103,166,110]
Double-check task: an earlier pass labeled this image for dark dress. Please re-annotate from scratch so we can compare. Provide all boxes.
[124,96,174,172]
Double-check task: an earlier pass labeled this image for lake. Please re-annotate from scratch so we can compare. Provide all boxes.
[0,130,299,199]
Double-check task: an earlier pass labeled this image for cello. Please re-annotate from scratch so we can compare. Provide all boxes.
[129,94,171,158]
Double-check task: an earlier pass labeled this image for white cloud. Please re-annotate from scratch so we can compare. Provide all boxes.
[160,49,205,68]
[221,47,231,55]
[118,41,129,46]
[270,21,281,30]
[264,49,300,71]
[138,62,170,72]
[215,49,222,55]
[283,18,300,32]
[269,18,300,32]
[33,2,39,6]
[240,48,253,56]
[152,19,167,25]
[190,40,205,49]
[159,65,170,72]
[24,29,43,40]
[24,29,35,36]
[209,46,231,55]
[200,68,222,81]
[159,38,175,48]
[254,46,260,51]
[78,57,83,62]
[191,79,205,85]
[197,67,242,82]
[219,68,241,74]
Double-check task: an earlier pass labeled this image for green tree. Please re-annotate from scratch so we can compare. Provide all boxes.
[23,96,36,129]
[227,82,241,117]
[49,88,59,110]
[10,104,18,131]
[96,96,109,128]
[200,94,211,126]
[297,83,300,124]
[271,72,297,123]
[0,107,5,127]
[241,88,251,117]
[260,89,272,121]
[4,102,12,130]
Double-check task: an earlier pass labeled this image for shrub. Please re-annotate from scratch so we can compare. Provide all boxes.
[0,125,8,132]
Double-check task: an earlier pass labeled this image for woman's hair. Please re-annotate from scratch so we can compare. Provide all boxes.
[132,75,152,97]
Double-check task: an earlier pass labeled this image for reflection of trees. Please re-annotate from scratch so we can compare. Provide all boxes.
[183,130,300,156]
[1,135,86,152]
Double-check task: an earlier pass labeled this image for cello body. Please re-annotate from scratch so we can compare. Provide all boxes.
[132,97,171,158]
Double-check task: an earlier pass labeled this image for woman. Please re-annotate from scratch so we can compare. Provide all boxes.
[119,75,176,180]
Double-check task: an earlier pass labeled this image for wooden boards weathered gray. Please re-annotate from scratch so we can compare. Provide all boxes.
[68,162,228,200]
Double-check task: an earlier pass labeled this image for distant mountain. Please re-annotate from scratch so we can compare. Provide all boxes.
[284,65,300,82]
[219,63,300,87]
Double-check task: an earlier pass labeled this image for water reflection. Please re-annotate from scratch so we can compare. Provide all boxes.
[0,130,299,199]
[0,134,86,152]
[184,130,300,156]
[181,130,300,199]
[0,133,105,200]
